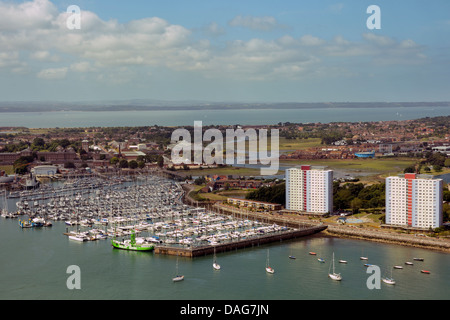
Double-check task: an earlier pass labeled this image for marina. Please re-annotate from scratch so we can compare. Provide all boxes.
[1,173,449,300]
[2,174,322,257]
[1,214,449,300]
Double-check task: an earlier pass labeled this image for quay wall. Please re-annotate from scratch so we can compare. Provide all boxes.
[325,225,450,252]
[178,183,450,253]
[154,225,327,257]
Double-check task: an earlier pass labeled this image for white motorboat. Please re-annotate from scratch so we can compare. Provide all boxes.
[382,277,396,285]
[69,235,87,242]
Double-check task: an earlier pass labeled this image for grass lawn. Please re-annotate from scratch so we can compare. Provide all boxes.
[278,137,323,151]
[178,166,262,177]
[235,137,322,152]
[178,157,423,179]
[0,165,14,175]
[280,157,418,176]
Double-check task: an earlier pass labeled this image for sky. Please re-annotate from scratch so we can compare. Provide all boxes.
[0,0,450,103]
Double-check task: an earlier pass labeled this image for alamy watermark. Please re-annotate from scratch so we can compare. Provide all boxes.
[66,5,81,30]
[66,265,81,290]
[366,265,381,290]
[170,121,279,176]
[367,5,381,30]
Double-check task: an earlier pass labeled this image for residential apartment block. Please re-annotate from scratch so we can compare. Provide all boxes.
[386,173,443,229]
[285,166,333,214]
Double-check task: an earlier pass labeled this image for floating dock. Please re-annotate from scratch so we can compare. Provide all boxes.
[154,224,327,257]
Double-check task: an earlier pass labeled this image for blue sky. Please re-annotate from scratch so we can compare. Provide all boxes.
[0,0,449,103]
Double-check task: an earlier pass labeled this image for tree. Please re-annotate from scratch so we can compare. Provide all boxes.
[445,158,450,168]
[246,183,286,206]
[129,160,138,169]
[157,155,164,168]
[64,162,75,169]
[403,166,415,173]
[119,159,128,168]
[110,157,119,165]
[31,137,45,150]
[13,156,34,174]
[350,198,363,214]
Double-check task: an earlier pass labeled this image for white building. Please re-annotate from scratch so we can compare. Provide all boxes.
[286,166,333,214]
[386,173,443,229]
[31,165,58,176]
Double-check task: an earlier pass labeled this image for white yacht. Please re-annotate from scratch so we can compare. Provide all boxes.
[265,250,274,274]
[328,252,342,281]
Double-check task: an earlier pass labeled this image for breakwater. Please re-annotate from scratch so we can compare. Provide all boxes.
[154,224,327,257]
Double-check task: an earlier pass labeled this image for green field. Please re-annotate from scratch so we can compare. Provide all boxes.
[280,158,417,173]
[177,157,419,180]
[278,137,323,151]
[280,157,419,182]
[179,166,262,177]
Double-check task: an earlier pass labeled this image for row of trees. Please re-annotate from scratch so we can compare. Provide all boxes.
[246,183,286,206]
[245,181,385,214]
[333,182,385,213]
[246,180,449,223]
[1,137,81,154]
[109,154,164,169]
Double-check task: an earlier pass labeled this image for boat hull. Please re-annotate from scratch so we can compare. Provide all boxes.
[382,278,396,285]
[266,267,274,274]
[173,275,184,282]
[111,240,154,251]
[329,273,342,281]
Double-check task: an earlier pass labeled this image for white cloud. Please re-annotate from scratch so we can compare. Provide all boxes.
[0,0,429,85]
[0,0,57,31]
[29,50,60,62]
[203,22,226,36]
[37,67,68,79]
[70,61,95,73]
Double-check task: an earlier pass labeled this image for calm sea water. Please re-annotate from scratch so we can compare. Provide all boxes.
[0,106,449,128]
[0,217,449,300]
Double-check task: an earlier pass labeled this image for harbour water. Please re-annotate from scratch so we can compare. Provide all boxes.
[0,216,449,300]
[0,106,449,128]
[1,105,449,301]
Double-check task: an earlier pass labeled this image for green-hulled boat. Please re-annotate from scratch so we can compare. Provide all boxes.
[111,229,154,252]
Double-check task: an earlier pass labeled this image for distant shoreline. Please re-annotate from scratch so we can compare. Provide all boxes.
[0,101,449,113]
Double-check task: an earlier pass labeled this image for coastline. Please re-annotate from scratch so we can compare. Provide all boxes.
[181,184,450,253]
[324,225,450,253]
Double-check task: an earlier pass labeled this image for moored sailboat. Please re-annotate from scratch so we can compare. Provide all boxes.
[328,252,342,281]
[265,250,274,274]
[382,267,396,285]
[213,247,221,270]
[173,254,184,282]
